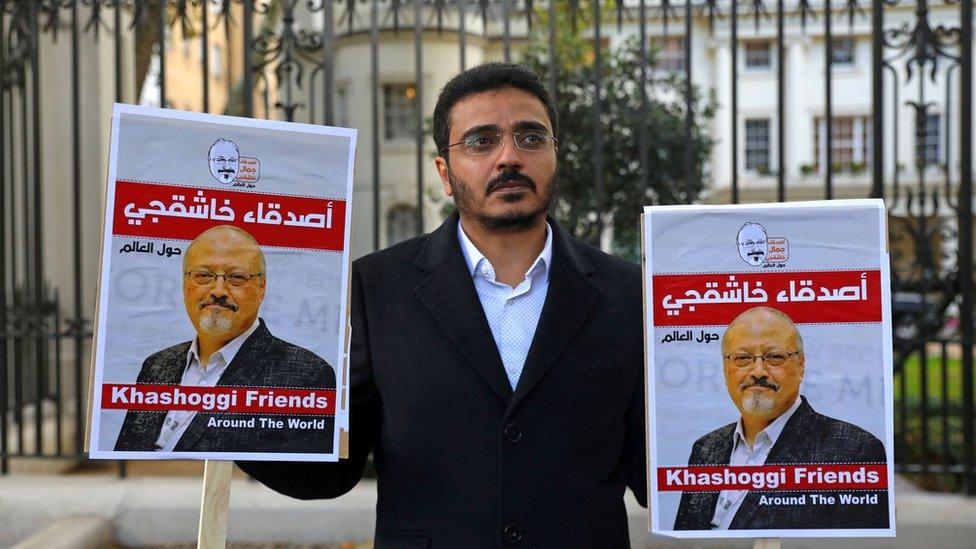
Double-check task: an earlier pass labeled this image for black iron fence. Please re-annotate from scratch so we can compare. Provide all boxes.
[0,0,972,493]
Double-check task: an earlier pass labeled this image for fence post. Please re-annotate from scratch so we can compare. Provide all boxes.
[957,0,973,497]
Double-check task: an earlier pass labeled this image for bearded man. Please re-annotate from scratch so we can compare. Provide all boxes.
[114,225,335,453]
[238,63,647,547]
[673,306,888,530]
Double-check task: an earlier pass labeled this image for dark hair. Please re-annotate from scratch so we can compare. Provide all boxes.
[432,62,557,158]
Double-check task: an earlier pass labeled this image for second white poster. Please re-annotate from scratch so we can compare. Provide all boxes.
[644,199,895,538]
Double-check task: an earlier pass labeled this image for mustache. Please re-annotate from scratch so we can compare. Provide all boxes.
[740,376,780,391]
[199,295,239,312]
[486,170,536,194]
[748,250,765,257]
[217,168,236,174]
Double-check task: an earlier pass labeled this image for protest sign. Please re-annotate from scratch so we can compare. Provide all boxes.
[643,199,896,538]
[88,105,355,461]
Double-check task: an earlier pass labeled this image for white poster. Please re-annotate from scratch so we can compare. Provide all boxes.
[644,199,896,538]
[88,105,355,461]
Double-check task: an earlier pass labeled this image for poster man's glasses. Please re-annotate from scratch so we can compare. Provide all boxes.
[724,351,802,368]
[441,130,557,155]
[185,269,264,287]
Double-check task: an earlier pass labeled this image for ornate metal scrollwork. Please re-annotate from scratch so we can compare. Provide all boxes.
[252,0,324,119]
[1,0,31,91]
[700,0,721,35]
[879,0,966,374]
[794,0,817,30]
[748,0,769,32]
[336,0,361,35]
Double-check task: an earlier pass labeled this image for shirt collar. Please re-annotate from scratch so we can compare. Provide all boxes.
[186,317,261,369]
[733,395,803,450]
[457,219,553,280]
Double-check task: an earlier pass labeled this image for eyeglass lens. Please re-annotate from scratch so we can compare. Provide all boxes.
[188,270,253,286]
[462,130,551,154]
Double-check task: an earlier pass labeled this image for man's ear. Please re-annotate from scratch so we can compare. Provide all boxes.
[435,155,453,198]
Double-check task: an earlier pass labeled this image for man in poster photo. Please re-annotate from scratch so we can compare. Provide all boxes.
[674,306,888,530]
[114,224,336,453]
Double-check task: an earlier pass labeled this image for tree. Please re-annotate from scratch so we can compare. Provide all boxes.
[521,7,716,261]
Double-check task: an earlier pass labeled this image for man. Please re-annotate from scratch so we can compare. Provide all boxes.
[736,222,768,266]
[238,63,646,547]
[114,225,336,453]
[674,306,888,530]
[209,138,240,183]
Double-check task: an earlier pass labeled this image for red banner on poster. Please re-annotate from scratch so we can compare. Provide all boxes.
[113,180,346,251]
[101,383,336,415]
[657,464,888,492]
[652,270,882,326]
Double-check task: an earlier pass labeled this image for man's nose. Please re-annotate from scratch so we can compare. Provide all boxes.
[748,358,771,377]
[208,277,230,296]
[493,136,524,172]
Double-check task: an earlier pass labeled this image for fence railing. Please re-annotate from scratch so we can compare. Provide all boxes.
[0,0,972,493]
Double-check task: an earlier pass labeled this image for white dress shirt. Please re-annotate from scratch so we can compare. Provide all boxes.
[710,396,803,529]
[457,221,553,390]
[153,318,260,451]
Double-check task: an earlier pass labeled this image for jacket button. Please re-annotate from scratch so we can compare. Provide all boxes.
[503,523,523,543]
[503,423,522,443]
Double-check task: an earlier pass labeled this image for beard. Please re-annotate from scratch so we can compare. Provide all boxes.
[742,391,776,413]
[199,310,233,334]
[448,167,556,231]
[196,296,238,334]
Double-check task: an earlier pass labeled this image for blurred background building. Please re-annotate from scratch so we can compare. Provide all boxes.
[0,0,973,499]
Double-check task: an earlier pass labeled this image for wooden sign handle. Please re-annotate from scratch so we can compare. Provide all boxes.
[754,538,781,549]
[198,459,234,549]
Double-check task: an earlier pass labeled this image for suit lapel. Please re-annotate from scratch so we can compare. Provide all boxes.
[174,323,271,451]
[510,221,599,409]
[131,345,188,449]
[693,426,734,528]
[415,215,513,402]
[730,397,816,529]
[763,397,817,465]
[212,320,271,388]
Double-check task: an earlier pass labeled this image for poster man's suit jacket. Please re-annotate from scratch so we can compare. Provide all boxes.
[238,214,648,548]
[114,319,336,453]
[673,396,889,530]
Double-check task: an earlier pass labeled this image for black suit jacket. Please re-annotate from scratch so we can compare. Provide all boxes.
[238,214,647,548]
[114,318,336,453]
[673,396,889,530]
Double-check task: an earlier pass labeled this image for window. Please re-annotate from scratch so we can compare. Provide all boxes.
[744,42,772,70]
[383,84,418,140]
[831,38,855,66]
[813,116,872,172]
[387,205,417,247]
[649,37,685,73]
[918,113,941,167]
[745,119,771,173]
[211,45,222,79]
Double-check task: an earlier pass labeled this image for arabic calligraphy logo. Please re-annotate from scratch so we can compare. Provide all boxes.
[209,139,240,184]
[735,222,790,267]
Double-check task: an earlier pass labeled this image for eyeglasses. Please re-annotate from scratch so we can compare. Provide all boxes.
[724,351,802,368]
[440,129,557,156]
[184,269,263,287]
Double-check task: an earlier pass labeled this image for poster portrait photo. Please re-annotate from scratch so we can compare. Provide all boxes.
[88,105,356,462]
[644,200,896,538]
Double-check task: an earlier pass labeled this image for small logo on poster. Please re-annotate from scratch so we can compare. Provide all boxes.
[208,138,261,187]
[736,222,789,267]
